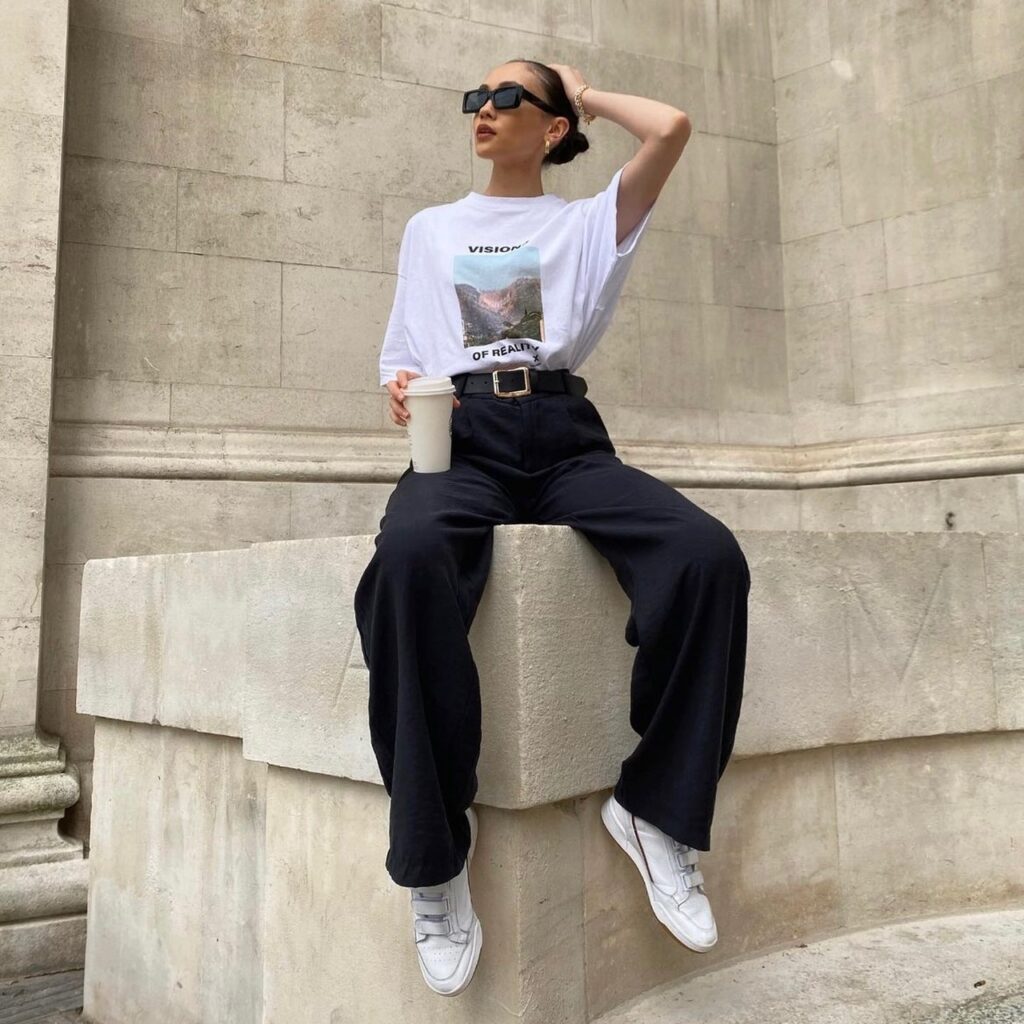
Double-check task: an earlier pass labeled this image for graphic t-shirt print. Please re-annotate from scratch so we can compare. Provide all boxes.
[453,244,545,349]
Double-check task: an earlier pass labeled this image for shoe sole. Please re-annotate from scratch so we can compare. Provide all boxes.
[600,796,717,953]
[419,805,483,997]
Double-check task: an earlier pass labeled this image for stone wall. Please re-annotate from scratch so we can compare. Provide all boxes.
[777,0,1023,444]
[0,0,1020,969]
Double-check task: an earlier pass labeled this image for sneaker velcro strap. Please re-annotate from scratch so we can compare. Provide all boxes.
[414,918,452,937]
[676,848,699,867]
[412,896,449,915]
[682,868,704,889]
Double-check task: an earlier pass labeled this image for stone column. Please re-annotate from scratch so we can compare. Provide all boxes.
[0,0,87,979]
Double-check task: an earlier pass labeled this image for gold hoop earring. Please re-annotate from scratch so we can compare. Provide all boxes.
[544,138,550,154]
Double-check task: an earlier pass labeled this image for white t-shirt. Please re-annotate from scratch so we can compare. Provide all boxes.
[377,162,655,387]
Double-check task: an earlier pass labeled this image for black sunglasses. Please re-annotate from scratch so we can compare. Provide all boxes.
[462,83,560,116]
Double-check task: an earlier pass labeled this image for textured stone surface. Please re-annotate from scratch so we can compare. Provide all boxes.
[56,245,281,387]
[76,527,1019,808]
[9,0,1024,1010]
[0,916,86,985]
[65,28,285,176]
[80,717,1024,1024]
[592,909,1024,1024]
[0,968,83,1019]
[82,721,265,1024]
[46,478,290,563]
[0,0,79,981]
[834,733,1024,925]
[77,549,249,737]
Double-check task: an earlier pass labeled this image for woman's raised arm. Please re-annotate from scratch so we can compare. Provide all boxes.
[548,64,691,245]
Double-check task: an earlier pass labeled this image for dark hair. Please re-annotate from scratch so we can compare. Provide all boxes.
[505,58,590,166]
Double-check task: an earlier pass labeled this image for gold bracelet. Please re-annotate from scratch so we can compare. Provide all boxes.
[573,83,596,125]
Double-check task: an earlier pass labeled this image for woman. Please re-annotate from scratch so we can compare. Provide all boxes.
[353,59,751,996]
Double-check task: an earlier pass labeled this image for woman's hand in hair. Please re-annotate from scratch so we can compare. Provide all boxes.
[386,369,460,427]
[547,63,589,102]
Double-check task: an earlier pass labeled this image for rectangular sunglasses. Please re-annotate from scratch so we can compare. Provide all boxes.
[462,83,560,116]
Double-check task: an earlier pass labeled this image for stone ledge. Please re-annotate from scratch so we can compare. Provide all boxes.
[75,526,1022,809]
[50,420,1024,487]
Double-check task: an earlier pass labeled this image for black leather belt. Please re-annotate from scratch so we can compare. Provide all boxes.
[452,366,588,398]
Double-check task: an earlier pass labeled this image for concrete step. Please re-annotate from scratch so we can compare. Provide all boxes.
[593,908,1024,1024]
[0,970,83,1024]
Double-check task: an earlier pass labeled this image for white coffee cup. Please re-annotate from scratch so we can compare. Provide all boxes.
[403,376,456,472]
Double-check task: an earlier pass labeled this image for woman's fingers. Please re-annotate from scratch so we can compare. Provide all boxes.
[388,395,409,426]
[386,373,414,426]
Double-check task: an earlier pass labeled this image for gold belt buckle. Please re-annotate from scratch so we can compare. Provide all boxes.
[492,366,531,398]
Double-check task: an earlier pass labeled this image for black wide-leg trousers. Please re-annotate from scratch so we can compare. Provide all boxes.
[353,384,751,888]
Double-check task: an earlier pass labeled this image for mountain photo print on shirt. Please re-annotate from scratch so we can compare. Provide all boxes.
[454,245,545,348]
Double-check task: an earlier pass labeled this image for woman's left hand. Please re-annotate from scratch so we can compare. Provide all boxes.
[547,63,589,103]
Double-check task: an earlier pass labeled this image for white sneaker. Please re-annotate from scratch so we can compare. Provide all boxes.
[409,805,483,996]
[600,794,718,952]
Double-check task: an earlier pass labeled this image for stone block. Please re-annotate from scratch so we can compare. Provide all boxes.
[778,128,841,242]
[704,69,776,144]
[983,534,1024,730]
[638,299,710,409]
[592,0,704,68]
[711,238,783,310]
[169,383,383,433]
[382,6,538,92]
[468,0,589,39]
[59,156,177,250]
[901,81,994,212]
[848,275,1019,403]
[0,261,59,360]
[837,112,906,225]
[0,0,69,117]
[281,264,404,396]
[783,221,885,307]
[991,70,1024,191]
[786,300,854,408]
[286,66,469,200]
[834,732,1024,926]
[0,109,64,263]
[712,306,789,414]
[799,476,1020,535]
[181,0,379,74]
[70,0,181,43]
[75,527,1024,1023]
[177,170,381,268]
[0,359,51,458]
[741,531,997,755]
[77,549,249,736]
[770,0,830,79]
[0,456,48,622]
[287,482,394,539]
[0,617,42,733]
[884,194,1003,291]
[46,477,291,562]
[792,382,1024,445]
[55,244,281,387]
[578,298,643,408]
[52,378,171,427]
[82,721,265,1024]
[66,27,284,177]
[76,528,1018,801]
[727,137,780,243]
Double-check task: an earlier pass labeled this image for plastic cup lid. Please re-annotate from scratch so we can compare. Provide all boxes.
[403,376,455,395]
